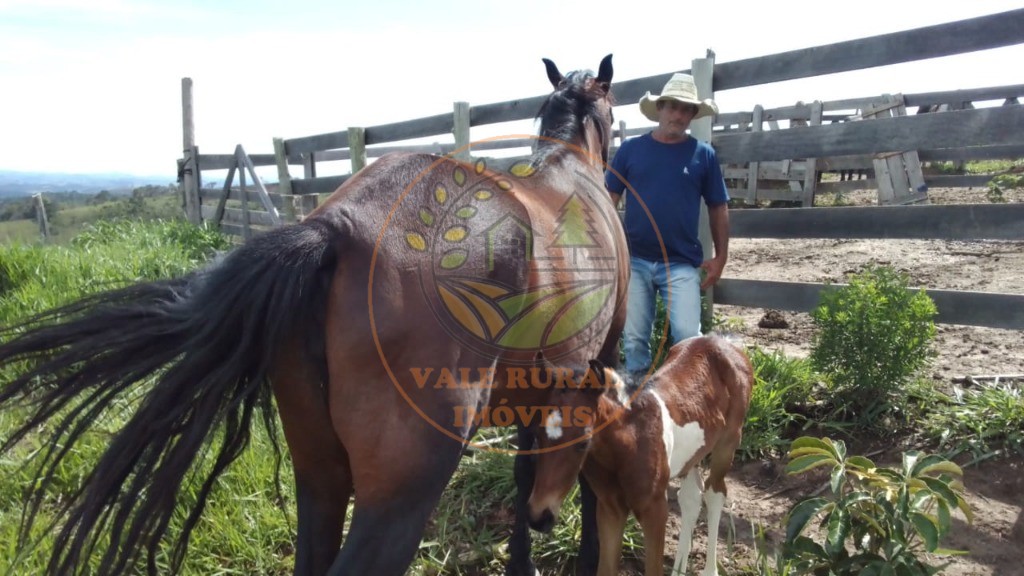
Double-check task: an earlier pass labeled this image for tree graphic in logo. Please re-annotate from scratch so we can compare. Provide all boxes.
[552,193,599,265]
[401,157,614,353]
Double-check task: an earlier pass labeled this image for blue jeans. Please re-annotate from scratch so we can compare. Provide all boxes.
[623,257,702,374]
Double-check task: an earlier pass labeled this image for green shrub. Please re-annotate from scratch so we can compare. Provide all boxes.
[810,265,937,428]
[781,437,972,575]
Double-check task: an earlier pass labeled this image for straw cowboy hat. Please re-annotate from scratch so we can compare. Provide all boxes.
[639,73,718,121]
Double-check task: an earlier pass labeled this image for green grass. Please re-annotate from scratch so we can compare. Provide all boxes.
[741,347,820,459]
[0,194,182,245]
[921,380,1024,464]
[1,213,1017,575]
[928,158,1023,175]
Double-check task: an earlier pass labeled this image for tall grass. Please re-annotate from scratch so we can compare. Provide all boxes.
[1,219,301,574]
[741,347,820,459]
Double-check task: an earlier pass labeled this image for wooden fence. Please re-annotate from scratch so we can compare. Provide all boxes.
[178,8,1024,330]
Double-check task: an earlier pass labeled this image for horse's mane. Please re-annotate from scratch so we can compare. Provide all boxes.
[533,69,615,167]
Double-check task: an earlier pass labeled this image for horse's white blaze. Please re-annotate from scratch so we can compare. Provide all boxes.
[544,409,563,440]
[652,391,705,478]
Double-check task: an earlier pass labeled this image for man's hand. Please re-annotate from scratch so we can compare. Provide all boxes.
[699,256,726,290]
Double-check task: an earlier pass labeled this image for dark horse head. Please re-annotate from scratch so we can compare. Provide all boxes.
[534,54,615,168]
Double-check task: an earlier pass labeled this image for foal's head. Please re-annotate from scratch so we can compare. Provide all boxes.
[526,358,626,532]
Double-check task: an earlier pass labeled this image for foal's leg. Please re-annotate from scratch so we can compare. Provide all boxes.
[700,445,737,576]
[271,354,352,576]
[506,425,539,576]
[635,497,668,576]
[596,499,629,576]
[672,470,703,576]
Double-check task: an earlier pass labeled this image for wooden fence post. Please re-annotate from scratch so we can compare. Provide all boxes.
[692,51,717,329]
[33,193,51,241]
[272,137,301,222]
[348,127,367,173]
[746,104,764,203]
[453,101,471,162]
[181,78,202,225]
[801,100,824,206]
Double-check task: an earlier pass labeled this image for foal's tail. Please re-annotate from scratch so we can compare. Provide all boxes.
[0,218,342,576]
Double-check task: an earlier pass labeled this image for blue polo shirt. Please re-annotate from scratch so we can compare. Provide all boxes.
[605,133,729,266]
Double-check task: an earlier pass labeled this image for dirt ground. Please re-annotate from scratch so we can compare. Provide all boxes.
[640,185,1024,575]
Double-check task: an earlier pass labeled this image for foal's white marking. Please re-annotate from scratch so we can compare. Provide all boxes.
[653,390,724,576]
[544,409,563,440]
[609,370,631,407]
[652,391,705,478]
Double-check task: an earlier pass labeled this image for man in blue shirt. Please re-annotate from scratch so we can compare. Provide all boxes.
[605,72,731,378]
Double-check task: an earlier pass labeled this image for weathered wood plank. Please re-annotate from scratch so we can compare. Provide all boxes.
[715,278,1024,330]
[197,153,280,171]
[714,106,1024,164]
[470,95,550,126]
[453,101,471,162]
[731,203,1024,240]
[918,145,1024,162]
[348,127,367,173]
[238,146,282,225]
[285,130,349,156]
[801,101,823,206]
[904,84,1024,109]
[713,9,1024,91]
[291,174,351,196]
[364,113,454,145]
[199,187,286,208]
[200,205,279,227]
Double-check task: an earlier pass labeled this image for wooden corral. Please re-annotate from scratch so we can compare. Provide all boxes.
[177,8,1024,330]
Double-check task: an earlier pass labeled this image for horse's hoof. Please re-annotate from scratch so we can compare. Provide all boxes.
[504,560,538,576]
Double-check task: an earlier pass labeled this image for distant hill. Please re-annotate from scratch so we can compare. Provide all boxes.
[0,170,174,198]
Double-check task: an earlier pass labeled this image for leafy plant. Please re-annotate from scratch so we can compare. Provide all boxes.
[741,347,820,459]
[782,437,972,575]
[922,380,1024,464]
[809,265,937,428]
[986,172,1024,204]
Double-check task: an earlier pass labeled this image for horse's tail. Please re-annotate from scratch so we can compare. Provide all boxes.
[0,218,342,575]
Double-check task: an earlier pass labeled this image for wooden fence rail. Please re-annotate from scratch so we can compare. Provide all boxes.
[178,8,1024,330]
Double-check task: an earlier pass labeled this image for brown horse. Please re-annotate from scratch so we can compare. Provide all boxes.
[0,55,627,576]
[527,335,754,576]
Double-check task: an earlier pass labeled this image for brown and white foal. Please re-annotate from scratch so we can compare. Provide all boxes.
[527,334,754,576]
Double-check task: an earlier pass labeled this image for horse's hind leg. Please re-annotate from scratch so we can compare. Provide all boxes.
[506,425,539,576]
[326,409,468,576]
[272,357,352,576]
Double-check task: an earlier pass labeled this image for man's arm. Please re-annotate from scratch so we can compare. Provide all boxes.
[700,202,729,289]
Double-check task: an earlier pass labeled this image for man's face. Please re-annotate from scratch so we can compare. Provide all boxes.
[656,100,699,136]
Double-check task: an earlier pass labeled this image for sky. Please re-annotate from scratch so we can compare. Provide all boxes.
[1,0,1022,180]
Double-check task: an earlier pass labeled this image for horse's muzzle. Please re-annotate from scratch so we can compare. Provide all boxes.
[529,508,556,533]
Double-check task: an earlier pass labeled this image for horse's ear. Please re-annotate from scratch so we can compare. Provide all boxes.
[542,58,564,88]
[597,54,613,86]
